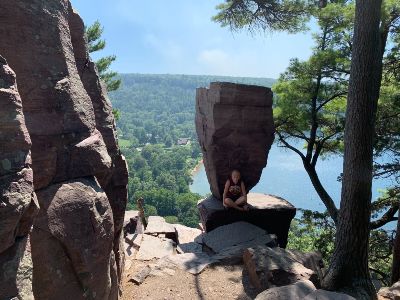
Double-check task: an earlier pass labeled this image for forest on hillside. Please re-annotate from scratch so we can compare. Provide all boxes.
[109,74,275,227]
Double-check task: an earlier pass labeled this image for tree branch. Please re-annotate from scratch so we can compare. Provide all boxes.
[370,205,399,230]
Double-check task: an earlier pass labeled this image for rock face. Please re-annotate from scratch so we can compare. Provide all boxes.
[195,82,275,199]
[198,193,296,247]
[0,1,128,299]
[0,56,38,299]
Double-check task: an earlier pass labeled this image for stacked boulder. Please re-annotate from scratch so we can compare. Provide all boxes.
[0,1,128,299]
[195,82,296,247]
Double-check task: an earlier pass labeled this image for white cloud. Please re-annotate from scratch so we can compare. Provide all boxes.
[144,34,184,62]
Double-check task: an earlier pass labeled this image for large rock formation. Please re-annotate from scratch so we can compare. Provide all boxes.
[0,56,38,300]
[195,82,275,199]
[0,1,128,299]
[198,193,296,247]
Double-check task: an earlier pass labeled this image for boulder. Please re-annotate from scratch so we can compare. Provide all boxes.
[174,224,202,244]
[136,234,175,261]
[304,290,356,300]
[0,1,128,297]
[145,216,177,241]
[31,178,117,300]
[243,246,322,289]
[0,236,34,300]
[130,266,151,285]
[0,56,38,299]
[198,193,296,247]
[195,82,274,199]
[199,221,274,253]
[255,280,316,300]
[157,253,219,275]
[378,281,400,300]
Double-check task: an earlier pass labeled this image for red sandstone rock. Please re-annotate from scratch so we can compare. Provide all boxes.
[68,5,128,285]
[0,1,128,298]
[0,56,38,299]
[195,82,275,199]
[32,178,118,300]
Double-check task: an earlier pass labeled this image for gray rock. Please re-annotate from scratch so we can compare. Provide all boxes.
[177,242,203,254]
[249,246,320,288]
[158,253,219,275]
[303,289,356,300]
[174,224,202,244]
[197,193,296,247]
[213,235,276,262]
[136,235,175,261]
[378,281,400,300]
[255,280,316,300]
[202,221,272,253]
[145,216,176,240]
[130,266,151,285]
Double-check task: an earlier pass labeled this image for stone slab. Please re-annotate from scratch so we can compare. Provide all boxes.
[198,193,296,247]
[177,242,203,254]
[201,221,270,253]
[145,216,176,235]
[158,253,218,275]
[136,235,175,261]
[174,224,202,244]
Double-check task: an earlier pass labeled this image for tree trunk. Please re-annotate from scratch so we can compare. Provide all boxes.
[391,202,400,285]
[322,0,383,299]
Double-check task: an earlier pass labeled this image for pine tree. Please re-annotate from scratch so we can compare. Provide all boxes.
[85,20,121,91]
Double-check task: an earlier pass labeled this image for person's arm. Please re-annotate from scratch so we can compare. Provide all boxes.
[241,181,247,200]
[222,180,230,207]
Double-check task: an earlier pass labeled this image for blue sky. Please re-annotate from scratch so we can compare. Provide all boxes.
[70,0,315,78]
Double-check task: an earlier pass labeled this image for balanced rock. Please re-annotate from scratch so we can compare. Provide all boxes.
[195,82,274,199]
[198,193,296,247]
[0,56,38,299]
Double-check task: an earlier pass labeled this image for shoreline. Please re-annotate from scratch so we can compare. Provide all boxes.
[190,159,203,176]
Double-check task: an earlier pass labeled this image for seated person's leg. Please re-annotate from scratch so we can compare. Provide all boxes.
[224,197,244,211]
[235,196,249,211]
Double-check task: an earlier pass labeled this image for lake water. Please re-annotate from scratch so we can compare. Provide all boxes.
[190,144,395,213]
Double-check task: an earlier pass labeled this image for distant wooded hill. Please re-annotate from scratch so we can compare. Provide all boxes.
[109,73,276,146]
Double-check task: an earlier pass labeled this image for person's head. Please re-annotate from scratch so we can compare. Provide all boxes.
[231,169,241,184]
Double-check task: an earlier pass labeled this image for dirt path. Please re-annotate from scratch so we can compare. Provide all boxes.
[122,260,259,300]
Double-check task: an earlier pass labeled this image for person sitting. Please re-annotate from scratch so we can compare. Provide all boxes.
[222,169,249,211]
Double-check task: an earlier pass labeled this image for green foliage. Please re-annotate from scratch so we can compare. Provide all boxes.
[215,0,400,227]
[165,216,179,224]
[110,74,275,147]
[85,20,106,53]
[289,210,394,285]
[213,0,312,33]
[118,139,132,148]
[112,74,276,227]
[85,21,121,92]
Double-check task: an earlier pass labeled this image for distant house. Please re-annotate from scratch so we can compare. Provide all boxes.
[177,138,190,146]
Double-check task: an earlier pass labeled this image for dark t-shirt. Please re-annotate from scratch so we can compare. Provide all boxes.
[226,178,242,201]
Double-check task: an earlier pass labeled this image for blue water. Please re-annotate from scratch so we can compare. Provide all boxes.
[190,143,395,213]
